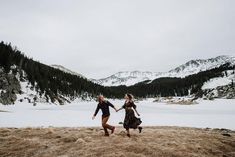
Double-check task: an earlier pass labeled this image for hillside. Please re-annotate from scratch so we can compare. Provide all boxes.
[0,42,111,105]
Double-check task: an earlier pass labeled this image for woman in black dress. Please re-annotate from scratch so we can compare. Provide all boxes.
[117,94,142,137]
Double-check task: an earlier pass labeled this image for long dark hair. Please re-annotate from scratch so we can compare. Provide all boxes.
[126,93,134,101]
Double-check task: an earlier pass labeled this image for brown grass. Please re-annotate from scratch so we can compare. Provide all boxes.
[0,127,235,157]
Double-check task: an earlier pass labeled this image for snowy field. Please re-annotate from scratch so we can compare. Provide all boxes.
[0,99,235,130]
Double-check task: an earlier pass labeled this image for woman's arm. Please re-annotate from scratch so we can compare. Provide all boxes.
[134,108,140,116]
[132,102,140,116]
[116,103,126,112]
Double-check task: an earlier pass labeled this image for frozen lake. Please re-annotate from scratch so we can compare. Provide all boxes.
[0,99,235,130]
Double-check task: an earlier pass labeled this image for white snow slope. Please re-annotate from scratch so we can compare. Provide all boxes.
[202,70,235,90]
[1,99,235,130]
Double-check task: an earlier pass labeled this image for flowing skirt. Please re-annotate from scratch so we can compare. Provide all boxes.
[123,109,142,130]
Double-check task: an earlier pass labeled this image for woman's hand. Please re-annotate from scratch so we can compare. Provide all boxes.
[116,108,121,112]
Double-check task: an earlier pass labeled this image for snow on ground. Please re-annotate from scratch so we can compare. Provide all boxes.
[0,99,235,130]
[202,70,235,90]
[202,77,232,90]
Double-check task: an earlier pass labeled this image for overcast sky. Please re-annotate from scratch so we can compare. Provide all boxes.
[0,0,234,79]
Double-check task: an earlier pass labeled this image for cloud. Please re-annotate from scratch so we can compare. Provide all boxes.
[0,0,234,78]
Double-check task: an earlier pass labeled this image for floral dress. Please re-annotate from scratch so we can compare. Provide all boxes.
[122,101,142,130]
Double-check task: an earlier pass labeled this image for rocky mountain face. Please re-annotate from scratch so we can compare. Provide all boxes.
[0,66,76,105]
[199,69,235,100]
[0,68,21,105]
[198,84,235,100]
[93,55,235,86]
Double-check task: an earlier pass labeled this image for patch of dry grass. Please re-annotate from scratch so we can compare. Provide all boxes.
[0,127,235,157]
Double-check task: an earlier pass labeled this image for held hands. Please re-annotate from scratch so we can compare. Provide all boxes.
[116,108,122,112]
[114,107,119,112]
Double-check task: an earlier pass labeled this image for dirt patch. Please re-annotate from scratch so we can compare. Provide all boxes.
[154,97,198,105]
[0,110,9,112]
[166,100,198,105]
[0,127,235,157]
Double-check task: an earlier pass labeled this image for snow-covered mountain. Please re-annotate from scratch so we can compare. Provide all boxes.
[92,55,235,86]
[51,65,86,79]
[91,71,161,86]
[160,55,235,78]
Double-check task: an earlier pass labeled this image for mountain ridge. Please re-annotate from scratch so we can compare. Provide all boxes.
[92,55,235,86]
